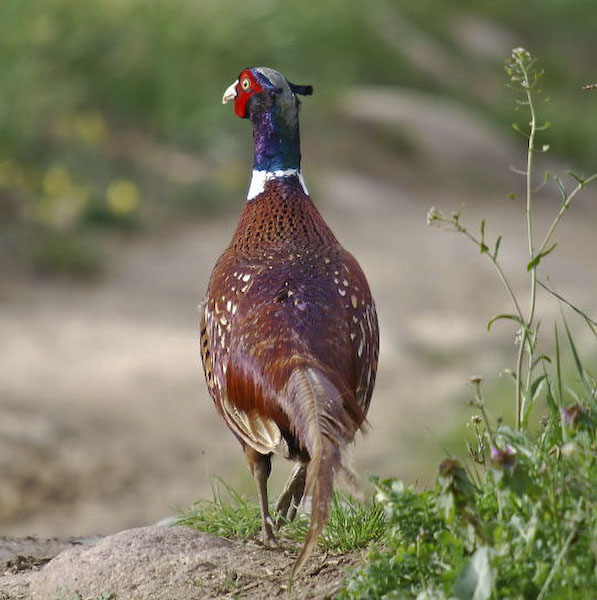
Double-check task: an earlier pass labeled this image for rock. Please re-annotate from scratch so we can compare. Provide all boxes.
[13,526,233,600]
[0,525,357,600]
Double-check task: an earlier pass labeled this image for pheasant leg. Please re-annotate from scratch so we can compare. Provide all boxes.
[245,447,278,547]
[274,462,307,530]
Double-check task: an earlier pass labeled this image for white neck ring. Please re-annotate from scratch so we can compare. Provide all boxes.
[247,169,309,201]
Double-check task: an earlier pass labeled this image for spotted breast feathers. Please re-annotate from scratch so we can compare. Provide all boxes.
[200,178,378,458]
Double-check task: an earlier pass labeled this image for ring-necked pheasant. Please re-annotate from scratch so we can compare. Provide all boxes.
[200,67,379,573]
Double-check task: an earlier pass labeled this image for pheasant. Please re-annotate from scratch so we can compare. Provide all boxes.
[200,67,379,573]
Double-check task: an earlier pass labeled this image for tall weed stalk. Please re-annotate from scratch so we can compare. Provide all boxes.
[428,48,597,430]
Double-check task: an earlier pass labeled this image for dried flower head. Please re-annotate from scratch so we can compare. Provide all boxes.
[426,206,442,226]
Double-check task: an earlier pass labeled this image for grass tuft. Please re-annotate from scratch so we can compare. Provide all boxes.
[286,493,386,553]
[176,479,261,539]
[177,479,385,554]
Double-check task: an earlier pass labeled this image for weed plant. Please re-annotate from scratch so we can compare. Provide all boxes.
[340,48,597,600]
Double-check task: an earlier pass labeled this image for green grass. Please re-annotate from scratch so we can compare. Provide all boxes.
[287,493,387,552]
[176,479,263,539]
[177,478,385,553]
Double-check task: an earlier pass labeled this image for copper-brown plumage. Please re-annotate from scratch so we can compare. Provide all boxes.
[200,67,378,574]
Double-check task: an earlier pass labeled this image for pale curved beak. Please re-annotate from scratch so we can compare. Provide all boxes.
[222,80,238,104]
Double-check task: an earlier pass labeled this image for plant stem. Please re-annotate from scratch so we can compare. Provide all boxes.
[536,517,580,600]
[515,54,538,429]
[452,224,525,324]
[537,173,597,257]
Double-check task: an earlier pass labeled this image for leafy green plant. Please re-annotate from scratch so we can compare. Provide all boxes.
[341,48,597,599]
[342,381,597,599]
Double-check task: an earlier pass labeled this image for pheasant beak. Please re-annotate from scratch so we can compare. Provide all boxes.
[222,80,238,104]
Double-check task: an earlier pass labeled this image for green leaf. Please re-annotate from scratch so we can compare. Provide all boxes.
[554,176,568,201]
[555,324,563,407]
[512,122,529,138]
[524,374,547,422]
[563,313,592,397]
[507,192,517,200]
[509,164,527,176]
[493,235,502,259]
[487,314,523,331]
[508,464,538,497]
[538,280,597,333]
[530,374,547,401]
[479,220,488,254]
[566,170,586,186]
[526,243,557,270]
[453,546,494,600]
[531,354,552,369]
[543,364,559,417]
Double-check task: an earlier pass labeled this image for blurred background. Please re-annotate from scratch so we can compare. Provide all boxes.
[1,0,596,538]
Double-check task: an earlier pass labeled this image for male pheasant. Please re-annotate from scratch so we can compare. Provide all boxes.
[200,67,379,573]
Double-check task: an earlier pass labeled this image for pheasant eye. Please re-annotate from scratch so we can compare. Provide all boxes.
[241,78,251,91]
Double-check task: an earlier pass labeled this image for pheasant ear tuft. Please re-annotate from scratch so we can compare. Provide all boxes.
[289,83,314,96]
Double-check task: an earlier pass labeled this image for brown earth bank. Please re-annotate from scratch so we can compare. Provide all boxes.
[0,526,361,600]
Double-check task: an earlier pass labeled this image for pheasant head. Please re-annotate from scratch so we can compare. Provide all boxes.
[222,67,313,198]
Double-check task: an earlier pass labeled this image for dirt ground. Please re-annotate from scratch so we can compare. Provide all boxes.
[0,526,362,600]
[1,89,596,542]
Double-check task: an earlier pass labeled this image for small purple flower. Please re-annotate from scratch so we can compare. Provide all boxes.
[560,403,584,428]
[490,443,516,469]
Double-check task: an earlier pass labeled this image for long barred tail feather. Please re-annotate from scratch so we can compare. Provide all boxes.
[283,367,363,576]
[291,437,338,576]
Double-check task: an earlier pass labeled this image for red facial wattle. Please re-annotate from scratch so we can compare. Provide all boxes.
[233,69,264,118]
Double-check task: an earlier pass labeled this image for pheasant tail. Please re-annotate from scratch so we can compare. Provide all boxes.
[284,367,362,574]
